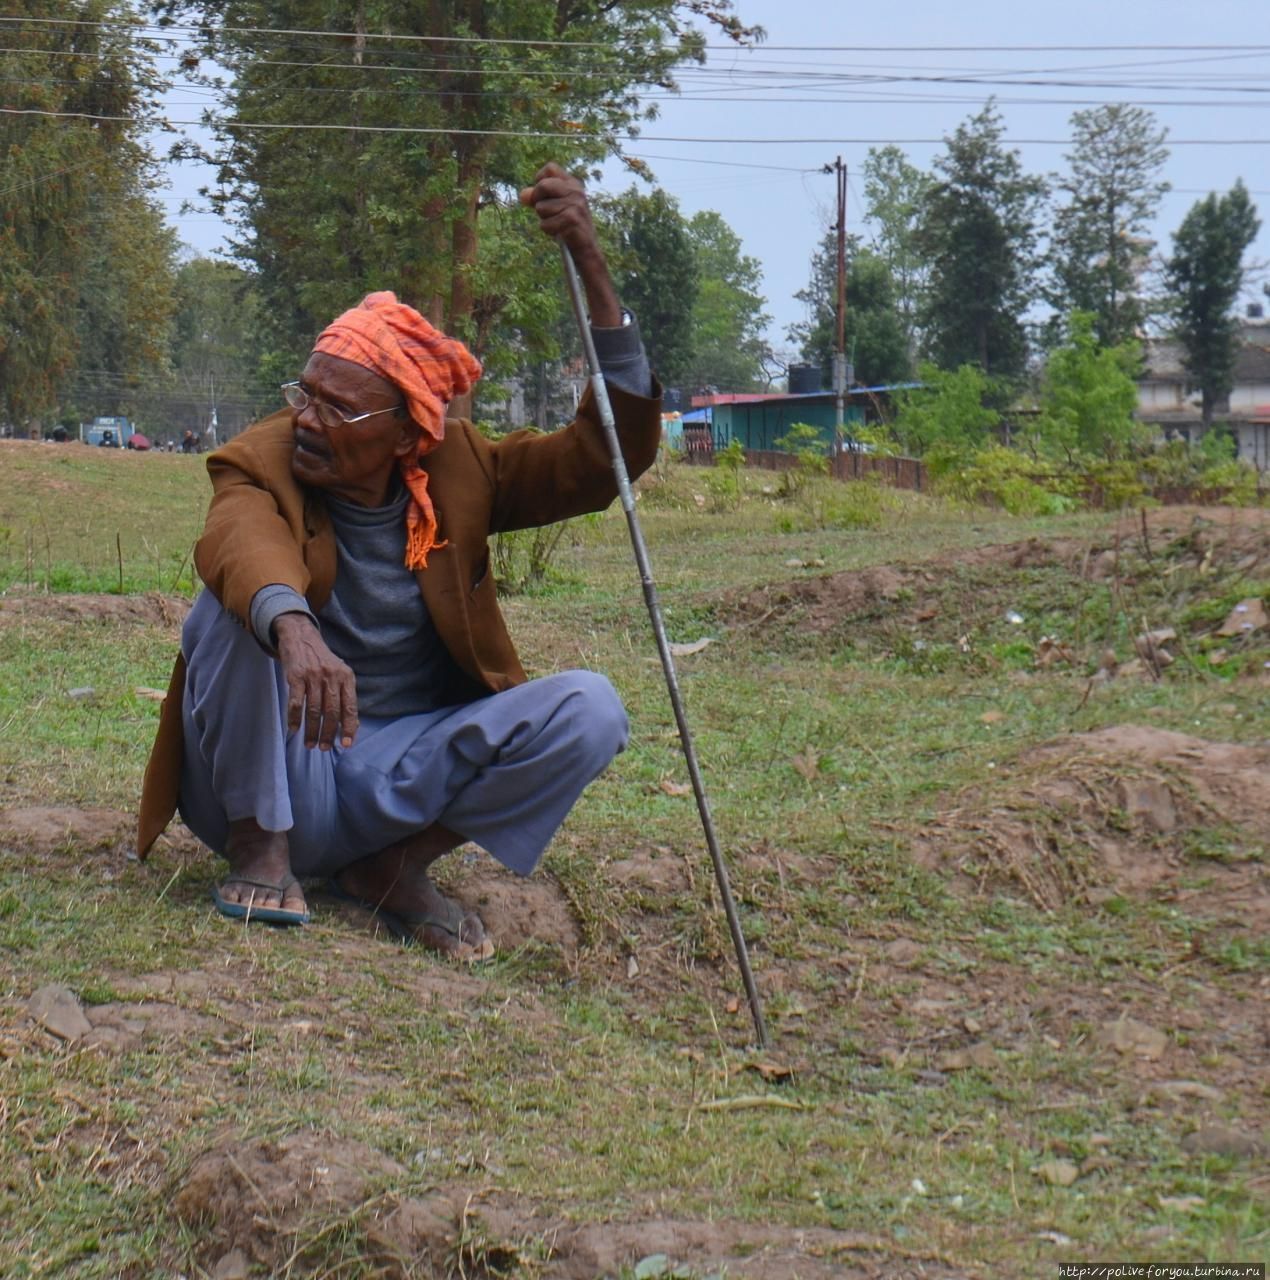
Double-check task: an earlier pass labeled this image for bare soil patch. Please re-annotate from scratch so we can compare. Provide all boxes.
[0,805,131,852]
[720,506,1267,639]
[174,1130,962,1280]
[914,725,1269,921]
[0,589,189,628]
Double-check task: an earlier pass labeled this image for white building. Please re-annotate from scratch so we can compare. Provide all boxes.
[1138,313,1270,471]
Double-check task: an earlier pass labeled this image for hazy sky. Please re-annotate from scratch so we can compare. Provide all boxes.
[157,0,1270,350]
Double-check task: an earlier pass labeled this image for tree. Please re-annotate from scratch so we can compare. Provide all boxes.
[0,0,172,426]
[599,187,700,385]
[681,210,770,392]
[861,145,932,356]
[914,102,1046,380]
[1047,105,1169,349]
[1035,311,1141,460]
[788,231,910,387]
[891,363,1001,457]
[1165,181,1262,425]
[71,187,178,419]
[157,0,761,371]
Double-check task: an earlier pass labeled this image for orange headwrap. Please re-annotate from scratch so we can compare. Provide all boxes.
[313,291,482,569]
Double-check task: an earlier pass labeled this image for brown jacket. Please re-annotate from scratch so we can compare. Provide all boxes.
[137,379,662,858]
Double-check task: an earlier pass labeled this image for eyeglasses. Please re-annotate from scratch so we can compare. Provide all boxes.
[281,382,405,430]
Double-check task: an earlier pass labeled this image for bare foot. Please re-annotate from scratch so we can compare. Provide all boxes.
[217,819,308,918]
[336,829,493,961]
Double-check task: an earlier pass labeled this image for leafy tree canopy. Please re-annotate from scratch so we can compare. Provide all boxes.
[1046,105,1169,349]
[0,0,173,426]
[915,101,1046,381]
[861,145,932,357]
[1034,311,1142,460]
[891,363,1001,458]
[788,231,910,388]
[681,210,771,392]
[154,0,761,370]
[597,186,700,385]
[1165,181,1262,425]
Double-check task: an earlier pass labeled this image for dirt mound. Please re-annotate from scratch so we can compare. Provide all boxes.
[174,1132,959,1279]
[916,725,1269,921]
[0,589,189,628]
[457,864,582,958]
[719,507,1267,639]
[174,1131,404,1274]
[725,564,910,636]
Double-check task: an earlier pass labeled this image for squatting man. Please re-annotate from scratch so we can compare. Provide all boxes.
[137,164,662,960]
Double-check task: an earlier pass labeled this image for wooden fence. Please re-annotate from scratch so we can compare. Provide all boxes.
[682,440,928,494]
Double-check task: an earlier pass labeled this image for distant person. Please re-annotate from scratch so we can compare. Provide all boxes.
[181,429,198,454]
[136,163,661,960]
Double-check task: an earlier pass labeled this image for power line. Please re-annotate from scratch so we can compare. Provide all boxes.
[8,20,1270,56]
[8,40,1270,94]
[11,107,1270,147]
[13,73,1264,110]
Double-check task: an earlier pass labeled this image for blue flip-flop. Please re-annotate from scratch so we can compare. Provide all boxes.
[212,872,310,926]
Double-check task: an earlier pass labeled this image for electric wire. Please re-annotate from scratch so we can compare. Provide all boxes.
[9,107,1270,146]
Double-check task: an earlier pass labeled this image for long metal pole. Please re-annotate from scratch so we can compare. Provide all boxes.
[834,157,847,452]
[559,244,769,1049]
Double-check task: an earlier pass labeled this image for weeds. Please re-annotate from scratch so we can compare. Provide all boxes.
[0,451,1266,1275]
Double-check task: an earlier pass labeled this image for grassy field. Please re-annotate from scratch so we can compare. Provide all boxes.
[0,438,1266,1278]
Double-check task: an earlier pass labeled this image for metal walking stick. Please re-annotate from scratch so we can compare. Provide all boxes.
[559,243,770,1049]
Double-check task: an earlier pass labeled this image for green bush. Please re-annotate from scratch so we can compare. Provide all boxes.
[931,444,1078,515]
[773,422,828,497]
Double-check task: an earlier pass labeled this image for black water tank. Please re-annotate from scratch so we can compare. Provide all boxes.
[788,364,822,394]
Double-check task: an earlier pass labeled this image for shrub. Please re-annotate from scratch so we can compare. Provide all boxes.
[933,444,1078,515]
[773,422,828,497]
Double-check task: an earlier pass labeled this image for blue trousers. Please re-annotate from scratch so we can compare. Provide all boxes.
[176,591,628,878]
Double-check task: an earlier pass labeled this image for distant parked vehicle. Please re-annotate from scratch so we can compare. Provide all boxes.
[82,415,131,448]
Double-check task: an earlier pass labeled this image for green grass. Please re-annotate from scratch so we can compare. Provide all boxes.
[1,446,1266,1276]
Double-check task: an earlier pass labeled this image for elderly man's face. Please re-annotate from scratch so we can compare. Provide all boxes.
[289,352,416,506]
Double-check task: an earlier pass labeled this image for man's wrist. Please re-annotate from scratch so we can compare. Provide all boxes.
[272,611,316,648]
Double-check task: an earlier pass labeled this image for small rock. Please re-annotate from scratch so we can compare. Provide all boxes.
[1152,1080,1224,1104]
[882,938,923,966]
[27,984,93,1043]
[82,1023,141,1054]
[1099,1016,1168,1060]
[936,1042,999,1072]
[1216,597,1267,637]
[212,1248,250,1280]
[1115,779,1177,833]
[66,687,96,700]
[1158,1195,1205,1213]
[1181,1125,1264,1159]
[1035,1159,1079,1187]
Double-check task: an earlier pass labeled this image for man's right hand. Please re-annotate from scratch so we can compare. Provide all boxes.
[274,613,359,750]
